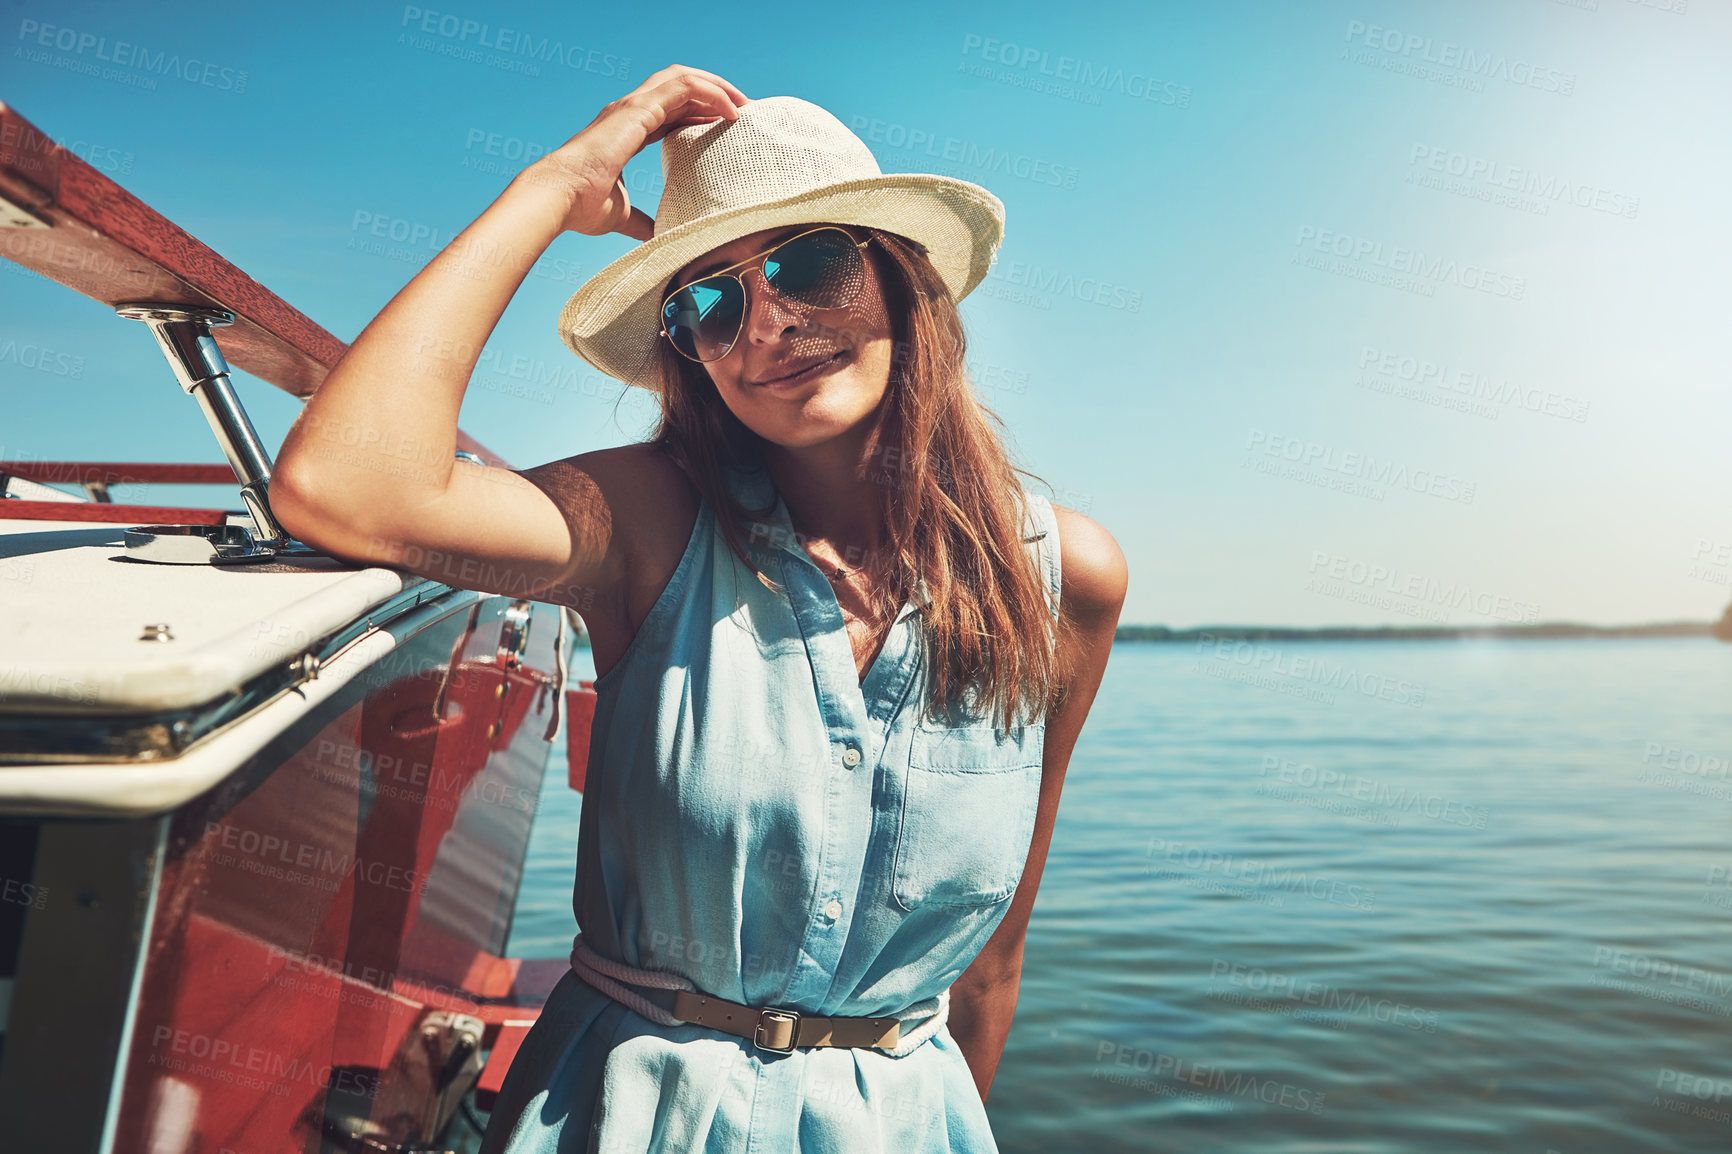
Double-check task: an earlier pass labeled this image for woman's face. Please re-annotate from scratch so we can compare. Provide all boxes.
[670,223,897,450]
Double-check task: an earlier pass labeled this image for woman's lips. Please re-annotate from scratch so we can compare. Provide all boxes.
[756,348,849,388]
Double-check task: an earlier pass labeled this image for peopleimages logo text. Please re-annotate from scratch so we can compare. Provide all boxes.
[1295,227,1525,300]
[1245,429,1476,504]
[1192,634,1427,709]
[1358,347,1589,423]
[847,117,1080,189]
[1343,21,1575,94]
[1308,550,1539,623]
[1408,146,1638,219]
[398,6,631,77]
[1146,836,1378,909]
[16,18,249,91]
[961,34,1191,106]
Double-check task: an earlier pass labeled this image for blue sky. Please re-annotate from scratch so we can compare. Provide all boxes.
[4,0,1728,628]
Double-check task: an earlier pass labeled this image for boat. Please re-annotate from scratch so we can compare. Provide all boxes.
[0,97,599,1153]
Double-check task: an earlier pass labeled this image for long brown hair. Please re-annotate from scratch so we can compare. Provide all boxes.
[648,226,1075,735]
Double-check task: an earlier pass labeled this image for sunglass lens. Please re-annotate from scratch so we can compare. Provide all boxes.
[663,278,744,361]
[765,229,862,309]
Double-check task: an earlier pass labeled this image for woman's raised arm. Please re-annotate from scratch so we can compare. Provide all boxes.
[269,65,749,609]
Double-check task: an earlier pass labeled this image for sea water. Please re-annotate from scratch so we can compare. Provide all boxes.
[507,638,1732,1152]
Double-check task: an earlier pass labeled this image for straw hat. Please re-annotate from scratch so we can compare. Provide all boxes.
[555,95,1005,392]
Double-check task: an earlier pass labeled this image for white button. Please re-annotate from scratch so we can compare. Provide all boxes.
[841,746,862,768]
[823,899,843,920]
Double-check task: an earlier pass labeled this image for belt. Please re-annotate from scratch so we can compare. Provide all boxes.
[670,990,901,1054]
[568,932,947,1056]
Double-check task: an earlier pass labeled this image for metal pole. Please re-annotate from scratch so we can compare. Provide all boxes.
[113,304,287,545]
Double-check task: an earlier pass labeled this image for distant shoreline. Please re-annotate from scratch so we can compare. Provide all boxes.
[1115,621,1720,643]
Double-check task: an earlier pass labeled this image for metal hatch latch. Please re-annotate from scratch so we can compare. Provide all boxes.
[113,303,314,565]
[498,600,534,670]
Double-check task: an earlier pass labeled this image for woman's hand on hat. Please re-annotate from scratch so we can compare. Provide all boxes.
[524,65,750,243]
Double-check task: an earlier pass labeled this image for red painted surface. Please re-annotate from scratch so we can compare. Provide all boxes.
[109,599,571,1153]
[0,500,231,524]
[0,461,236,486]
[566,681,598,794]
[475,1021,536,1110]
[0,93,582,1146]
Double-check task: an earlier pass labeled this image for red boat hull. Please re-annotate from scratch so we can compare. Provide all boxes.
[0,594,586,1153]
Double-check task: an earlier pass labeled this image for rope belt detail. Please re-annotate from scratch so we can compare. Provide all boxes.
[568,933,949,1058]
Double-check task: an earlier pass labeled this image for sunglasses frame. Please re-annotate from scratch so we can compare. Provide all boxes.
[658,226,874,364]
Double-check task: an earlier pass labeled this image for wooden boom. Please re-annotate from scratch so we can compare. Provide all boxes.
[0,99,509,467]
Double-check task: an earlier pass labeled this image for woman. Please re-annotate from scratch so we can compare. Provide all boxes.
[272,65,1126,1153]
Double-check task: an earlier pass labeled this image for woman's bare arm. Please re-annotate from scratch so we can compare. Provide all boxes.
[270,171,590,600]
[949,505,1128,1101]
[269,65,748,609]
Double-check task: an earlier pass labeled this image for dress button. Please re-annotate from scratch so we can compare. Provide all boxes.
[824,899,843,920]
[841,746,862,768]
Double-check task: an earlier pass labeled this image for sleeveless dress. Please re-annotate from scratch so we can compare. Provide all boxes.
[479,461,1063,1154]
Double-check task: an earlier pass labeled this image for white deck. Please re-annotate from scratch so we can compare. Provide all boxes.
[0,517,417,714]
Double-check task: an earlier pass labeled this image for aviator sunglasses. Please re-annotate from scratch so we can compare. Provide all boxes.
[659,226,873,364]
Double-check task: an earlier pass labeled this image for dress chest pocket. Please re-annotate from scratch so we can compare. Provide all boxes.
[891,715,1046,912]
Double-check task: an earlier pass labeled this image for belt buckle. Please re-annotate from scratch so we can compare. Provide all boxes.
[753,1006,801,1054]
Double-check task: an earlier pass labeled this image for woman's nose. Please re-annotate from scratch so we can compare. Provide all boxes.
[740,267,806,343]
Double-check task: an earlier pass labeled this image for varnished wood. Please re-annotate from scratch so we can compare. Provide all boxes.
[0,100,506,467]
[0,500,229,525]
[0,462,235,486]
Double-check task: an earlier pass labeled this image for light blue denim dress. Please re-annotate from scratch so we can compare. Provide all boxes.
[480,462,1062,1154]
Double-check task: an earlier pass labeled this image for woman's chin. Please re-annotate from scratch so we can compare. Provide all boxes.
[756,410,869,450]
[741,380,886,449]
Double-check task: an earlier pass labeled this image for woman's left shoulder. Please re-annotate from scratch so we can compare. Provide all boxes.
[1049,502,1129,619]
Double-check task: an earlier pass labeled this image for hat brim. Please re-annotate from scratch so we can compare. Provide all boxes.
[556,173,1005,392]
